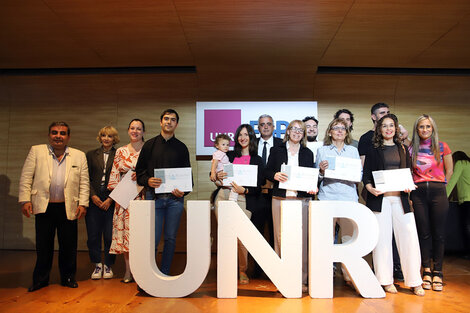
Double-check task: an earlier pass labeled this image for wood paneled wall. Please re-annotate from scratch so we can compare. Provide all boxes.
[0,73,469,250]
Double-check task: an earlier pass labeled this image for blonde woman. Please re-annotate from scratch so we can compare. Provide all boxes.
[409,114,453,291]
[86,126,120,280]
[265,120,316,292]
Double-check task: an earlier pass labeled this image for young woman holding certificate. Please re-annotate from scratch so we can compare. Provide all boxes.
[265,120,315,293]
[215,124,264,285]
[409,114,453,292]
[108,119,146,283]
[363,114,424,296]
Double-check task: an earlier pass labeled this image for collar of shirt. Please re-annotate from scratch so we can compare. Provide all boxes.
[157,134,176,144]
[328,144,346,154]
[48,144,69,163]
[260,136,274,146]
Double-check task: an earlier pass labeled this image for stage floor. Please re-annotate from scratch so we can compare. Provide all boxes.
[1,250,469,313]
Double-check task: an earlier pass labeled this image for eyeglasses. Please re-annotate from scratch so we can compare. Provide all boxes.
[331,126,346,131]
[290,127,303,134]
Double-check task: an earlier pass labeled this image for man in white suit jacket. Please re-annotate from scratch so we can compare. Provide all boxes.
[19,122,89,292]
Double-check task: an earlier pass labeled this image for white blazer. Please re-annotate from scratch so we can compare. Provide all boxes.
[18,144,89,220]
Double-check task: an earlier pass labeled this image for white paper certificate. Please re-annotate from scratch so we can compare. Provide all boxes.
[324,156,362,182]
[279,164,319,192]
[154,167,193,194]
[372,168,416,192]
[109,171,144,209]
[306,141,323,162]
[223,164,258,187]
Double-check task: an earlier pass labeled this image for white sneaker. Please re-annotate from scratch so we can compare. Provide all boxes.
[91,263,103,280]
[103,265,113,279]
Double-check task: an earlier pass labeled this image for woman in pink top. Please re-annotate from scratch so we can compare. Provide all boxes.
[215,124,264,285]
[409,114,453,292]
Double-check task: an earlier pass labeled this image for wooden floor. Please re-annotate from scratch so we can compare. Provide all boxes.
[1,250,469,313]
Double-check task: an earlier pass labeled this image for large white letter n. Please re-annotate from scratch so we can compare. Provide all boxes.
[217,200,302,298]
[129,200,211,297]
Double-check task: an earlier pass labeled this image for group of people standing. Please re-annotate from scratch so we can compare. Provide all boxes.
[210,102,456,297]
[19,109,190,292]
[18,103,461,298]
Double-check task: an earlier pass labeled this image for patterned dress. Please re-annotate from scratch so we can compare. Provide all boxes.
[108,145,143,254]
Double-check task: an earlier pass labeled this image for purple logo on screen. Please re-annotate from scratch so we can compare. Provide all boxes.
[204,109,241,147]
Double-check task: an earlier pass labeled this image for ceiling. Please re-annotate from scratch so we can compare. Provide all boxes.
[1,0,470,98]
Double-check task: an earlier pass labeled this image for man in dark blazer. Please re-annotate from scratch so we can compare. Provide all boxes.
[255,114,283,250]
[85,126,118,280]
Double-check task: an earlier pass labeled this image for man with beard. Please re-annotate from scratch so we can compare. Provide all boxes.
[302,116,322,162]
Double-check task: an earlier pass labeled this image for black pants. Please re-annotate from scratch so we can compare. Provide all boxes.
[411,182,449,271]
[461,201,470,254]
[256,192,274,248]
[33,202,77,284]
[86,186,115,266]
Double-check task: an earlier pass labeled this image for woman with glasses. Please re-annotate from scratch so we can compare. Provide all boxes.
[265,119,316,293]
[409,114,453,292]
[316,118,360,283]
[363,114,424,296]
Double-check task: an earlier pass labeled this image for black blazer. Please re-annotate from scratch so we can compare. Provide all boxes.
[225,151,265,213]
[86,146,116,197]
[264,142,315,198]
[362,143,412,213]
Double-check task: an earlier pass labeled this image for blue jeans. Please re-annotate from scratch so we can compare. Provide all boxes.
[148,192,184,275]
[85,186,115,266]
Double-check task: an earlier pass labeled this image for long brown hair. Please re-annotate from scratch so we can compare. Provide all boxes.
[373,114,401,148]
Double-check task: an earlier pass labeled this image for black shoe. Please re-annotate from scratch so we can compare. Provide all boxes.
[61,277,78,288]
[28,281,49,292]
[393,268,404,282]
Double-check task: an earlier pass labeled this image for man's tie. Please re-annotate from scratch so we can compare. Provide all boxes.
[262,141,267,165]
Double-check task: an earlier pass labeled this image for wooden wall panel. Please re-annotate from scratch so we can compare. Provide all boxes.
[313,74,470,154]
[0,78,11,249]
[1,73,469,251]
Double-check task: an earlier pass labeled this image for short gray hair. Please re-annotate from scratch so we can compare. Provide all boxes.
[258,114,273,123]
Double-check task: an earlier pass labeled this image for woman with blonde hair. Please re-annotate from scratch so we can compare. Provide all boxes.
[409,114,453,292]
[265,119,316,292]
[316,118,360,283]
[86,126,120,280]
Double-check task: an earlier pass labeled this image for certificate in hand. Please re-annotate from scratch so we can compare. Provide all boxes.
[279,164,319,192]
[109,171,144,209]
[154,167,193,194]
[324,156,362,182]
[372,168,416,192]
[223,164,258,187]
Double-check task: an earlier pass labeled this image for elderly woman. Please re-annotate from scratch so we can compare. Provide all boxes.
[265,119,315,293]
[316,118,360,283]
[409,114,453,292]
[363,114,424,296]
[215,124,264,285]
[86,126,120,280]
